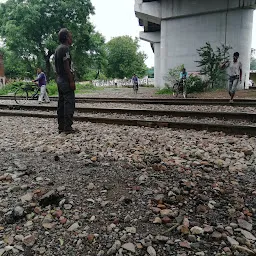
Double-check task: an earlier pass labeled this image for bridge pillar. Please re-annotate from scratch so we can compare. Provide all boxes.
[139,31,161,87]
[135,0,255,89]
[154,42,161,87]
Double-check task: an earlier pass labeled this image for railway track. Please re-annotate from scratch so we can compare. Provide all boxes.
[0,102,255,135]
[0,103,256,122]
[1,95,256,106]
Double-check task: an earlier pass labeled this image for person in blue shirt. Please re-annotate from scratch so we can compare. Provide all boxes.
[179,68,188,80]
[132,74,139,94]
[178,68,188,98]
[33,68,50,104]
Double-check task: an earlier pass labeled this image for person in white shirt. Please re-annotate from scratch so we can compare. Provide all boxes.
[221,52,242,103]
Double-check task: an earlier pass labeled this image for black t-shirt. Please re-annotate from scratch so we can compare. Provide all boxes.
[54,44,73,80]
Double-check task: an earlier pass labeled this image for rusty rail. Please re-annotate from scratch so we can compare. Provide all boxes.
[0,95,256,106]
[0,110,255,136]
[0,103,255,122]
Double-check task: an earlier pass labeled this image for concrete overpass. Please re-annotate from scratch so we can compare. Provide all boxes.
[135,0,256,88]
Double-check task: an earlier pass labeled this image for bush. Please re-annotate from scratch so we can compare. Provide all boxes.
[47,80,58,95]
[76,82,95,90]
[156,84,173,95]
[196,42,231,88]
[0,81,35,95]
[46,81,100,96]
[164,64,185,87]
[82,70,108,81]
[186,75,208,94]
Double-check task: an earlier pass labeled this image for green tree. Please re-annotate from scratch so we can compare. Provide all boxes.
[0,0,97,80]
[250,48,256,70]
[82,32,108,80]
[106,36,147,79]
[0,47,35,79]
[165,64,184,85]
[196,42,231,88]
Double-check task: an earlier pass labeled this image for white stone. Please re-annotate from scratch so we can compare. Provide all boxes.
[240,230,256,241]
[122,243,136,253]
[87,183,95,190]
[68,222,80,232]
[147,246,157,256]
[20,193,33,203]
[190,226,204,235]
[125,227,136,234]
[237,219,252,231]
[227,236,239,246]
[0,249,5,256]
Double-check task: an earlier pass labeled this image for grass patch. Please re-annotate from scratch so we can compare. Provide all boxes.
[0,81,104,96]
[156,87,173,95]
[0,81,34,95]
[0,83,16,95]
[47,80,58,96]
[75,83,104,94]
[46,81,104,96]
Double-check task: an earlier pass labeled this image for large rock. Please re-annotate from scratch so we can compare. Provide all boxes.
[237,219,252,231]
[122,243,136,253]
[68,222,80,232]
[240,230,256,241]
[191,226,204,235]
[23,235,36,247]
[147,246,157,256]
[227,236,239,246]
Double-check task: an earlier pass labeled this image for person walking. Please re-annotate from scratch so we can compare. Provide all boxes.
[54,28,77,134]
[221,52,242,103]
[132,74,139,94]
[33,68,50,104]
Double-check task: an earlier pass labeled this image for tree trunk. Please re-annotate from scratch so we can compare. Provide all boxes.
[44,52,53,81]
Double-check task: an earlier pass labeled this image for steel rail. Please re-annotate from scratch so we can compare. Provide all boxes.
[0,110,255,136]
[1,95,256,106]
[0,103,256,121]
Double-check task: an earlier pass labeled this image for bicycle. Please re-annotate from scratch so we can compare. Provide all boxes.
[133,83,138,94]
[173,78,187,98]
[14,83,40,105]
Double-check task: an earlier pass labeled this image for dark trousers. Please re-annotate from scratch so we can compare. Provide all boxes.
[57,77,75,131]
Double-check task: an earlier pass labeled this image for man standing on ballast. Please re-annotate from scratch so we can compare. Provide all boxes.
[54,28,77,134]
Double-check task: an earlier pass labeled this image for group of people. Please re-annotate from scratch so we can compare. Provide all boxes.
[34,27,243,134]
[175,52,243,103]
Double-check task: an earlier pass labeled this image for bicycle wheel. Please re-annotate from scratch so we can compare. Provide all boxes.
[14,88,28,105]
[183,82,187,98]
[173,84,179,97]
[27,87,39,101]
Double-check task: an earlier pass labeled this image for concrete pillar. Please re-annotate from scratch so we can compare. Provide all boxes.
[226,9,253,89]
[139,31,161,87]
[159,9,253,89]
[154,42,161,87]
[135,0,255,89]
[160,20,168,88]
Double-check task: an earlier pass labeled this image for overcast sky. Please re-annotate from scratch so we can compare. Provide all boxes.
[90,0,154,67]
[1,0,256,67]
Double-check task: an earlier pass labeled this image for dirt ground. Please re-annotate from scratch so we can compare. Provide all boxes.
[76,87,256,99]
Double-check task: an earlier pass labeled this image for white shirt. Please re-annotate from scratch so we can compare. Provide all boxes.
[228,60,242,76]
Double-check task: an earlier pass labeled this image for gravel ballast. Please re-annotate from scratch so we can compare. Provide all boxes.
[0,116,255,255]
